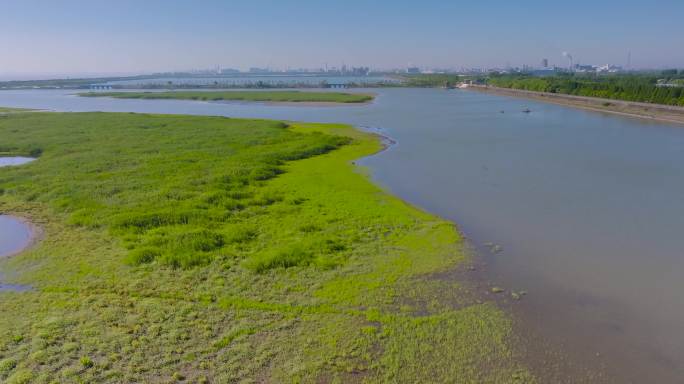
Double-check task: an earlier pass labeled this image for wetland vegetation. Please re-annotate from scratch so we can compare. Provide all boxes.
[486,73,684,106]
[79,90,374,104]
[0,111,531,383]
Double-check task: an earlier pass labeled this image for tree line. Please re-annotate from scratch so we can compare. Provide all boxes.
[486,73,684,106]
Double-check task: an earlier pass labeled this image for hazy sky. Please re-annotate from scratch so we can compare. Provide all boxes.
[1,0,683,77]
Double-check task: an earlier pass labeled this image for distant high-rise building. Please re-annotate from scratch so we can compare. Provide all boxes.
[541,58,549,68]
[407,67,421,74]
[249,67,269,74]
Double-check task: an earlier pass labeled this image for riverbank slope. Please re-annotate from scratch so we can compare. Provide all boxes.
[468,85,684,125]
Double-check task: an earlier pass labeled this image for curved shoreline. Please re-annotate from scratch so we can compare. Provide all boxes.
[0,215,39,291]
[350,124,556,379]
[349,123,607,382]
[0,215,39,259]
[0,111,535,381]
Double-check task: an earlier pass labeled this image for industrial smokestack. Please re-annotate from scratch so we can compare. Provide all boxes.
[562,52,574,69]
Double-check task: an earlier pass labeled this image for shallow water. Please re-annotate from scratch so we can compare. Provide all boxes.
[1,89,684,381]
[0,157,35,167]
[0,215,33,292]
[0,283,31,292]
[0,215,33,258]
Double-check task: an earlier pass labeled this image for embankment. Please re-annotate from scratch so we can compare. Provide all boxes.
[468,84,684,125]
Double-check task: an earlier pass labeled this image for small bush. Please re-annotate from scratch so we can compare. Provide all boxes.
[299,223,320,233]
[249,166,282,181]
[5,370,33,384]
[0,358,17,374]
[29,350,48,364]
[323,238,347,253]
[176,229,224,252]
[126,247,161,265]
[221,198,245,211]
[244,245,314,273]
[159,251,214,269]
[225,226,257,244]
[62,342,80,353]
[80,356,94,369]
[213,327,256,350]
[249,191,283,206]
[28,147,43,157]
[113,211,195,233]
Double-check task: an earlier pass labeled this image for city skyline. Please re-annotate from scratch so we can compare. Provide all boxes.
[1,0,683,78]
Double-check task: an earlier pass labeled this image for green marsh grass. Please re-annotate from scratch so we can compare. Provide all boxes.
[79,90,374,103]
[0,111,533,382]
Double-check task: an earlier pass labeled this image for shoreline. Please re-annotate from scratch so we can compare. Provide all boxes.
[348,124,569,381]
[0,215,39,291]
[468,85,684,125]
[348,123,605,382]
[77,90,375,105]
[0,215,41,259]
[0,111,534,382]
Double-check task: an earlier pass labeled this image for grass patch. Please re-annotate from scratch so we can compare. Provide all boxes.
[79,90,374,103]
[0,107,33,113]
[0,111,533,382]
[243,243,315,273]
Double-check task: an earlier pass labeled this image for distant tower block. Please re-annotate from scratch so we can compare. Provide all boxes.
[542,58,549,68]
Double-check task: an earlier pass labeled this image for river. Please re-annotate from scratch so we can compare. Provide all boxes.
[1,88,683,382]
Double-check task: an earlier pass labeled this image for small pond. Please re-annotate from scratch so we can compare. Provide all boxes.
[0,215,33,258]
[0,157,36,167]
[0,215,34,292]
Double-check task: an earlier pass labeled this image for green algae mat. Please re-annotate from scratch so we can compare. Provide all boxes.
[0,111,533,383]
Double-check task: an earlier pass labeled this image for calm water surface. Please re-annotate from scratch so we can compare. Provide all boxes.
[0,157,35,167]
[0,160,35,291]
[1,89,683,381]
[0,216,32,258]
[0,215,33,292]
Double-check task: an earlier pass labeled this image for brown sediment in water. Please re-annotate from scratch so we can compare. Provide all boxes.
[461,236,684,383]
[461,243,611,383]
[356,132,563,379]
[360,127,396,150]
[467,85,684,126]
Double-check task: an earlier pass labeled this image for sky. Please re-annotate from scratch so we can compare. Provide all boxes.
[1,0,683,78]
